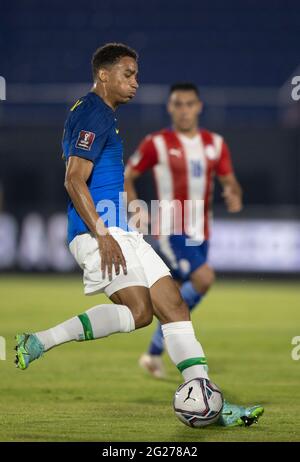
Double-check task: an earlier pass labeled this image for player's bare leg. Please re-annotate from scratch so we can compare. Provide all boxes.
[150,276,190,323]
[190,263,215,295]
[143,264,215,377]
[139,276,191,379]
[147,275,209,382]
[15,285,154,370]
[109,285,154,328]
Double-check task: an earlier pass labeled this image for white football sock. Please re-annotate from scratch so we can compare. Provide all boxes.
[35,304,135,351]
[161,321,209,381]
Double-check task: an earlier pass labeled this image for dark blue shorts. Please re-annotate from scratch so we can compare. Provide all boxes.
[156,234,209,282]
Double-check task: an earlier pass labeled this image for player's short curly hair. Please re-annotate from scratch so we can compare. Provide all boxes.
[92,43,138,80]
[169,82,199,97]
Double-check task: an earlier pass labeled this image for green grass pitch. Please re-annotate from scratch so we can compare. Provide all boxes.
[0,275,299,442]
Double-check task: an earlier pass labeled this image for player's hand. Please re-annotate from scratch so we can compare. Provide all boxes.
[97,233,127,280]
[222,185,243,213]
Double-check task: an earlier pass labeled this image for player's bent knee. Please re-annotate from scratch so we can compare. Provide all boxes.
[131,301,153,329]
[205,268,215,290]
[141,309,153,328]
[192,266,215,294]
[110,285,153,329]
[135,307,153,328]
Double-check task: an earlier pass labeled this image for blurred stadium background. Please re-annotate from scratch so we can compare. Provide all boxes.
[0,0,300,275]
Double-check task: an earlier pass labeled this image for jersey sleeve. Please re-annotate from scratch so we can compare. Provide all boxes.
[69,105,113,163]
[127,135,158,173]
[215,139,234,176]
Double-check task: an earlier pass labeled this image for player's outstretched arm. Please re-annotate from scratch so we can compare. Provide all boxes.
[65,156,127,279]
[218,173,243,213]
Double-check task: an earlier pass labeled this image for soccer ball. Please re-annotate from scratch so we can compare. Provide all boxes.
[173,378,224,427]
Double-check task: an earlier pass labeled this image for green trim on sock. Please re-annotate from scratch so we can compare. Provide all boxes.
[177,357,207,372]
[78,313,94,340]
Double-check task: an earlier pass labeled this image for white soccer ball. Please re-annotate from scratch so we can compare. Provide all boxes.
[173,378,224,427]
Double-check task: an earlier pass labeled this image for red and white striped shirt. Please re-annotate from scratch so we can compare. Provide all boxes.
[128,128,233,240]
